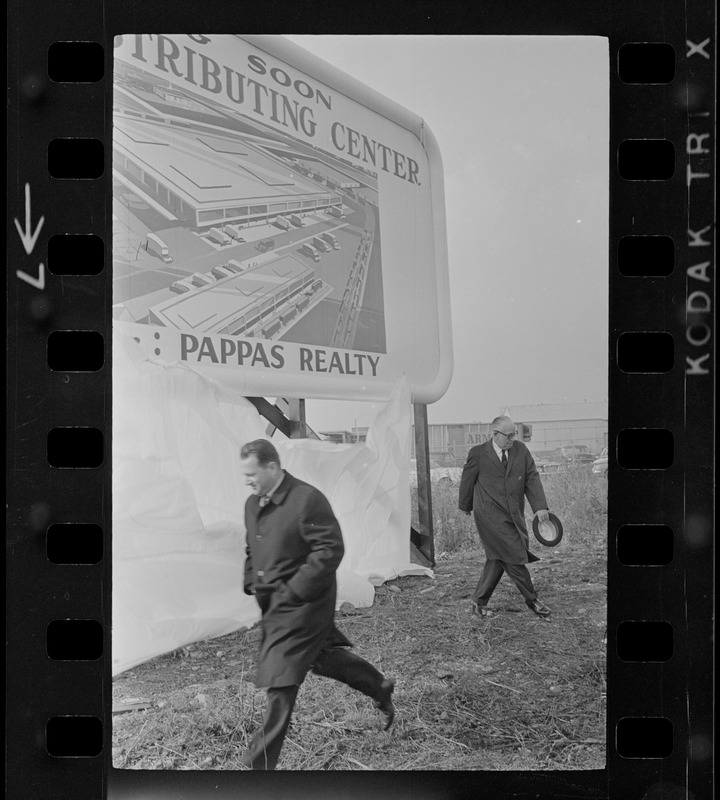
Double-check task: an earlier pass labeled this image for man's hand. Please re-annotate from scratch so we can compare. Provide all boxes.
[535,509,550,523]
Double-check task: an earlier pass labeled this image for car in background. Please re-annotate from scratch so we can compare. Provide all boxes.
[592,447,609,477]
[256,238,275,253]
[535,458,563,474]
[555,445,596,466]
[409,459,462,487]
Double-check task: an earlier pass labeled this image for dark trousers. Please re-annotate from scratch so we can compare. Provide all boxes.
[242,647,386,770]
[473,558,537,606]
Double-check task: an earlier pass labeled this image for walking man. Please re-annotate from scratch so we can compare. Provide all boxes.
[458,416,553,618]
[239,439,395,770]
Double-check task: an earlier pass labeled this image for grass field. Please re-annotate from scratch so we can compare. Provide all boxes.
[113,466,607,771]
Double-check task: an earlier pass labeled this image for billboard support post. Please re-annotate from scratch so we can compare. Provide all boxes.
[411,403,435,567]
[286,398,309,439]
[246,396,319,440]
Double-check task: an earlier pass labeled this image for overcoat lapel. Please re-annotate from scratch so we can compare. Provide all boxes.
[483,440,504,473]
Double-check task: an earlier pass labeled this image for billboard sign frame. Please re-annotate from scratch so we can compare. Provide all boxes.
[112,34,452,404]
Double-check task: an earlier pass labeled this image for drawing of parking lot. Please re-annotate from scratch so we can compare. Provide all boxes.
[112,60,386,352]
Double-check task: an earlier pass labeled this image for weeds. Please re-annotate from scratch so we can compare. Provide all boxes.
[414,464,607,558]
[114,468,606,770]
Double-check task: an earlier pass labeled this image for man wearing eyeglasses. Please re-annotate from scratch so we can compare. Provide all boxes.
[458,415,552,618]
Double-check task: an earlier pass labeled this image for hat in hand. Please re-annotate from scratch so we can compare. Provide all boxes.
[532,512,564,547]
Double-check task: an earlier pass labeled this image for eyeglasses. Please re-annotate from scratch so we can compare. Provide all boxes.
[494,430,517,440]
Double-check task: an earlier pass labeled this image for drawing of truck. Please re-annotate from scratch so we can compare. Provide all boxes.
[222,223,246,241]
[288,214,304,227]
[279,306,298,325]
[300,243,321,262]
[190,272,214,287]
[274,216,291,231]
[225,259,248,272]
[169,277,194,294]
[145,232,173,263]
[327,206,344,219]
[210,265,236,279]
[312,236,331,253]
[320,232,340,250]
[207,227,232,246]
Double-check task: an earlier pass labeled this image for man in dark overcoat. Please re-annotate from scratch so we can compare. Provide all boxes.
[239,439,395,770]
[458,416,553,618]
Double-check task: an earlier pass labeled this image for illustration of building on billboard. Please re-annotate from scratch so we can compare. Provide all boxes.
[112,58,386,353]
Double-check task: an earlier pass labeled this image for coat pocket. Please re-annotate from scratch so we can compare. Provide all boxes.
[273,582,304,609]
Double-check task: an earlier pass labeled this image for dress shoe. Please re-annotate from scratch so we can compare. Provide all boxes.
[471,601,489,617]
[528,599,551,617]
[374,679,395,730]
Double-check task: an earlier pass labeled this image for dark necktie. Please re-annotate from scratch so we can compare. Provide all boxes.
[502,451,507,470]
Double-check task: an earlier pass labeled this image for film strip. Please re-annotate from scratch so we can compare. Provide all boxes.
[6,1,714,798]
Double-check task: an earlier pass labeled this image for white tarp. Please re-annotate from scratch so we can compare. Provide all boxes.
[112,333,431,676]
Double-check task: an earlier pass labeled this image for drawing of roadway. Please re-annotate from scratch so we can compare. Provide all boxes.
[113,190,357,323]
[282,197,386,353]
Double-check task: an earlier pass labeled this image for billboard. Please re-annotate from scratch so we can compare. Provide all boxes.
[113,34,452,403]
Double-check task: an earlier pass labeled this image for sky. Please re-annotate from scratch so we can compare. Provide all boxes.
[285,35,610,432]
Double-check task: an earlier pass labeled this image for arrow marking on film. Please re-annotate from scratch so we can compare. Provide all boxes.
[14,182,45,255]
[17,262,46,290]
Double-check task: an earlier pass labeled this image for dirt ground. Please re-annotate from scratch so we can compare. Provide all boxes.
[113,530,607,771]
